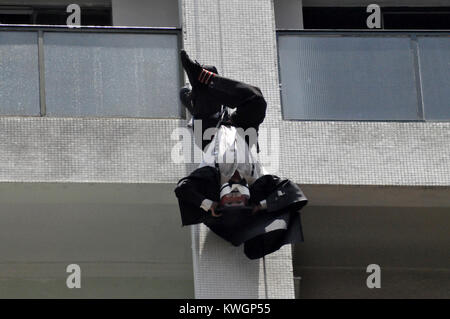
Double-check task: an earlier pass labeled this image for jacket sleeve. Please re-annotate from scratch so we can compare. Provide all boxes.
[174,166,220,226]
[250,175,308,213]
[249,175,281,203]
[174,177,206,208]
[266,180,308,213]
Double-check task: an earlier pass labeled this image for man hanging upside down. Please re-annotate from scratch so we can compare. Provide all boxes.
[174,50,308,259]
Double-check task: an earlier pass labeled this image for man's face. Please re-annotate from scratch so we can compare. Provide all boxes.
[220,186,250,208]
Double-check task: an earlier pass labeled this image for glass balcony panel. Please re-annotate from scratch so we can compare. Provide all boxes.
[0,31,40,116]
[44,32,181,118]
[417,37,450,121]
[278,35,420,121]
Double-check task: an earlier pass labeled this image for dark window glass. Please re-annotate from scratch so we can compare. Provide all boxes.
[303,7,368,29]
[35,11,66,25]
[0,13,33,24]
[383,8,450,29]
[0,6,112,26]
[302,7,450,30]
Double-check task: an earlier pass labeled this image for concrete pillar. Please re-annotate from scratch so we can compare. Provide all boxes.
[274,0,304,29]
[181,0,296,299]
[111,0,180,27]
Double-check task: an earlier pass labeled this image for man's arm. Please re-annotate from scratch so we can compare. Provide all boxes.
[175,178,206,207]
[175,178,221,216]
[202,200,221,217]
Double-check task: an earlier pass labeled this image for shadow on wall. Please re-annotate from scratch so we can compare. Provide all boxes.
[0,183,194,298]
[293,206,450,299]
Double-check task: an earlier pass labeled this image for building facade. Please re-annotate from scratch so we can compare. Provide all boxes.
[0,0,448,298]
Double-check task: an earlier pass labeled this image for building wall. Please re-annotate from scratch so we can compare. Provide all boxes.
[295,205,450,299]
[0,0,448,299]
[274,0,303,29]
[280,121,450,186]
[0,117,187,183]
[0,117,194,297]
[111,0,179,27]
[179,0,450,299]
[0,183,194,298]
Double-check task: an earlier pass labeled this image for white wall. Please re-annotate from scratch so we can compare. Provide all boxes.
[274,0,304,29]
[112,0,179,27]
[0,183,194,298]
[294,205,450,298]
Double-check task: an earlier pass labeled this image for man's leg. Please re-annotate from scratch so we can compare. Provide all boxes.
[210,77,267,131]
[197,74,267,131]
[181,51,266,130]
[179,86,196,116]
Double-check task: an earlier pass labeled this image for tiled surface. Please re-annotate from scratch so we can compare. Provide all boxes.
[192,224,267,299]
[280,121,450,186]
[0,117,188,183]
[1,117,448,186]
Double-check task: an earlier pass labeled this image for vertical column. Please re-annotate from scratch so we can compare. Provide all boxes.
[181,0,295,298]
[274,0,304,29]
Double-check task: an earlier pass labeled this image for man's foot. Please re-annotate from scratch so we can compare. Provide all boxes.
[202,65,218,75]
[180,50,203,87]
[179,86,196,115]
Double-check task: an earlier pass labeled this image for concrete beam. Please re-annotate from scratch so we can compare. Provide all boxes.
[301,185,450,207]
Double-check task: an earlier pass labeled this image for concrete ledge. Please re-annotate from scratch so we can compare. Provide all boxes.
[301,184,450,207]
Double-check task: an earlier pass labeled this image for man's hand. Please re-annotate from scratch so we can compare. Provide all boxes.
[210,202,222,217]
[252,204,262,214]
[252,200,267,214]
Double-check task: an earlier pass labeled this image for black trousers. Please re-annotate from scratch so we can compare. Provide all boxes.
[193,75,267,132]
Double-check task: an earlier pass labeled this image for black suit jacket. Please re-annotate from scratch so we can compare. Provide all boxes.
[174,166,221,225]
[174,166,308,259]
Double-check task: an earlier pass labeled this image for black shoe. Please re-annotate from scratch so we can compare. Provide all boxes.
[180,86,196,115]
[202,64,218,75]
[179,86,196,115]
[180,50,203,87]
